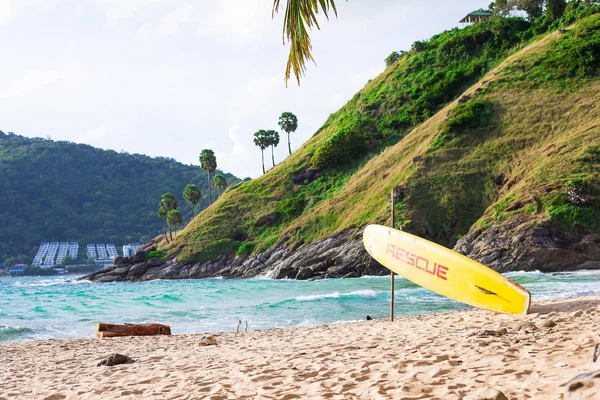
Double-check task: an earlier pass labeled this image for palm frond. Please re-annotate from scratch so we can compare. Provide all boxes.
[273,0,339,85]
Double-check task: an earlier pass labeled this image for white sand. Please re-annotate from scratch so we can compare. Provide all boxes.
[1,295,599,399]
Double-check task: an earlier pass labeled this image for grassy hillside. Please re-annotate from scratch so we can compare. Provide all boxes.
[0,134,240,262]
[165,8,600,265]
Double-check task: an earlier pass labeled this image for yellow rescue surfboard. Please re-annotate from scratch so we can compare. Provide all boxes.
[363,224,531,314]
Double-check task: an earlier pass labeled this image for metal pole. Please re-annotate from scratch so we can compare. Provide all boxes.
[390,188,395,322]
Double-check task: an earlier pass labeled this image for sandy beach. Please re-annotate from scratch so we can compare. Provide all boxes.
[1,295,599,400]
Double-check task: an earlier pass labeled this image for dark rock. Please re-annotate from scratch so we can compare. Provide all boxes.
[119,257,132,265]
[255,212,279,227]
[458,95,471,104]
[273,266,298,279]
[292,166,320,185]
[147,257,164,268]
[199,335,218,346]
[125,262,148,280]
[505,201,523,212]
[132,250,148,264]
[325,264,354,279]
[97,353,134,367]
[113,256,124,266]
[455,218,600,273]
[342,271,360,279]
[295,268,314,280]
[366,315,373,321]
[494,174,505,186]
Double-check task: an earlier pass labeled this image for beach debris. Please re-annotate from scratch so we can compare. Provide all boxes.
[571,310,584,318]
[537,319,557,329]
[562,369,600,398]
[593,343,599,363]
[199,335,218,346]
[515,321,537,332]
[469,328,508,338]
[97,353,134,367]
[95,322,171,338]
[554,362,569,368]
[467,387,508,400]
[366,315,373,321]
[236,320,248,333]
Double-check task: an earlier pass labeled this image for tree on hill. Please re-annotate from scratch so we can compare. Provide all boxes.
[489,0,568,20]
[160,193,178,241]
[211,174,227,197]
[199,149,217,205]
[183,184,201,219]
[167,210,183,238]
[158,204,169,243]
[253,130,270,174]
[278,112,298,155]
[385,51,401,66]
[267,130,280,168]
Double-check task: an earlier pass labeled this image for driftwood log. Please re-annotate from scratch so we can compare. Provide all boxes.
[96,323,172,338]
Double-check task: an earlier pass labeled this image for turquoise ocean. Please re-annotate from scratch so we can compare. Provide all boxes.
[1,270,600,343]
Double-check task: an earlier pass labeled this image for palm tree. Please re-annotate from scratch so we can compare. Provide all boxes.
[160,193,178,241]
[266,130,280,168]
[199,149,217,205]
[253,130,270,174]
[157,204,168,243]
[167,210,183,238]
[183,184,201,219]
[278,112,298,155]
[211,174,227,197]
[272,0,340,85]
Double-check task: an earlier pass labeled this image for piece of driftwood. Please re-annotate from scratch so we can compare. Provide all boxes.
[95,323,171,338]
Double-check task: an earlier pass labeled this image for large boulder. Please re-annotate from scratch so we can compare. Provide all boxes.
[455,218,600,272]
[132,250,148,264]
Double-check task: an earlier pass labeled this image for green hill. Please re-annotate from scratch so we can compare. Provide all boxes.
[0,133,241,262]
[158,5,599,275]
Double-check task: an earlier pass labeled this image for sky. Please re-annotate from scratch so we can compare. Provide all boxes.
[0,0,485,178]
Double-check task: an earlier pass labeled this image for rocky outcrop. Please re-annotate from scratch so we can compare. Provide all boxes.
[82,219,600,283]
[454,218,600,272]
[82,229,388,282]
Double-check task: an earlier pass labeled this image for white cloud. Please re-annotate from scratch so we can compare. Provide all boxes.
[77,125,109,144]
[0,69,62,102]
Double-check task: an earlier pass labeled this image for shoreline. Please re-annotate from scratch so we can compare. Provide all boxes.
[2,295,599,399]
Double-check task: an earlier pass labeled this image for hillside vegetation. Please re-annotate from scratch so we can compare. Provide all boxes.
[0,134,240,261]
[165,7,600,267]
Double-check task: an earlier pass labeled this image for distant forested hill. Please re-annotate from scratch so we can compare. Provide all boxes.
[0,132,241,261]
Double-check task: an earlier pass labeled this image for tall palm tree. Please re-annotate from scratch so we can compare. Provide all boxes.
[211,174,227,197]
[157,204,169,243]
[267,130,280,168]
[272,0,340,85]
[183,184,201,219]
[199,149,217,205]
[253,130,270,174]
[167,210,183,238]
[160,193,178,241]
[278,112,298,155]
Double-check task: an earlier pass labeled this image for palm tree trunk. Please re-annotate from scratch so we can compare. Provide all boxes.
[207,171,212,205]
[271,145,275,167]
[163,217,169,243]
[192,204,196,218]
[261,149,265,174]
[169,225,173,241]
[288,132,291,155]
